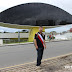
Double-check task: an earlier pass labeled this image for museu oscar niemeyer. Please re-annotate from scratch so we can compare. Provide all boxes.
[0,3,72,41]
[0,3,72,26]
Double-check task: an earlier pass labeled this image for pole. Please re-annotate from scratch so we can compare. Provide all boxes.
[18,31,20,43]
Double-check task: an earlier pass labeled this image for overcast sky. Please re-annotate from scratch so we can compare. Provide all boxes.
[0,26,29,33]
[45,24,72,33]
[0,0,72,15]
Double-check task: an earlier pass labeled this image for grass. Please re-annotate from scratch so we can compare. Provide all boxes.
[3,41,33,44]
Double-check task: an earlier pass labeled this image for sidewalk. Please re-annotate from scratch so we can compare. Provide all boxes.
[0,53,72,72]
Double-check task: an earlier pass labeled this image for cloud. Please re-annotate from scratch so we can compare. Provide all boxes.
[48,0,72,15]
[0,26,28,32]
[45,24,72,33]
[0,0,45,11]
[0,0,72,15]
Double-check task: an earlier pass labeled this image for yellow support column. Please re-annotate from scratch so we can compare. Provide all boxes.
[28,27,45,42]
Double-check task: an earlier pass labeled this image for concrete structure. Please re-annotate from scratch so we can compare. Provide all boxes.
[0,22,56,41]
[0,3,72,41]
[0,33,29,44]
[0,33,29,38]
[0,39,3,45]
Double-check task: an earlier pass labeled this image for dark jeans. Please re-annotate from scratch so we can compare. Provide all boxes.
[36,47,44,66]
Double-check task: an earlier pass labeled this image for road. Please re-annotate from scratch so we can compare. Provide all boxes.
[0,40,72,68]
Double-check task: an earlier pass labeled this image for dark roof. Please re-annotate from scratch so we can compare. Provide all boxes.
[0,3,72,26]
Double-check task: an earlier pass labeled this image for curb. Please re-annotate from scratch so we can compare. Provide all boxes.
[0,41,49,47]
[0,42,34,47]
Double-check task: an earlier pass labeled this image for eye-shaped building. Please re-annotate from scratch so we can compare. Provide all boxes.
[0,3,72,41]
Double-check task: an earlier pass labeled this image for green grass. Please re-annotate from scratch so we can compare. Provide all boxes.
[4,41,33,44]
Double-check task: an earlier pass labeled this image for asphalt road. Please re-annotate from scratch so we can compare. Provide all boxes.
[0,40,72,68]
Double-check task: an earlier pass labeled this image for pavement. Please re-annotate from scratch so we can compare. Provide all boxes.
[0,40,72,69]
[0,53,72,72]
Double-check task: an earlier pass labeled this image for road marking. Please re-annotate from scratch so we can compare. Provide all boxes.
[0,52,72,70]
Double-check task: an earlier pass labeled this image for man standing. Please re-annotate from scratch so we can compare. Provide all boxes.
[34,26,46,66]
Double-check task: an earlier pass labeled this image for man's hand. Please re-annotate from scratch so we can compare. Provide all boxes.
[44,40,46,49]
[45,45,46,49]
[34,39,38,50]
[36,45,38,50]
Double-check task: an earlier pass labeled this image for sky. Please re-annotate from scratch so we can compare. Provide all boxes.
[45,24,72,33]
[0,0,72,32]
[0,26,29,33]
[0,0,72,15]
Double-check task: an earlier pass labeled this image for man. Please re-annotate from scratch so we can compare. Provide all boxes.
[34,26,46,66]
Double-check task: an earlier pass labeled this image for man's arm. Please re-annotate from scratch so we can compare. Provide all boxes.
[44,40,46,49]
[34,39,38,50]
[43,34,46,49]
